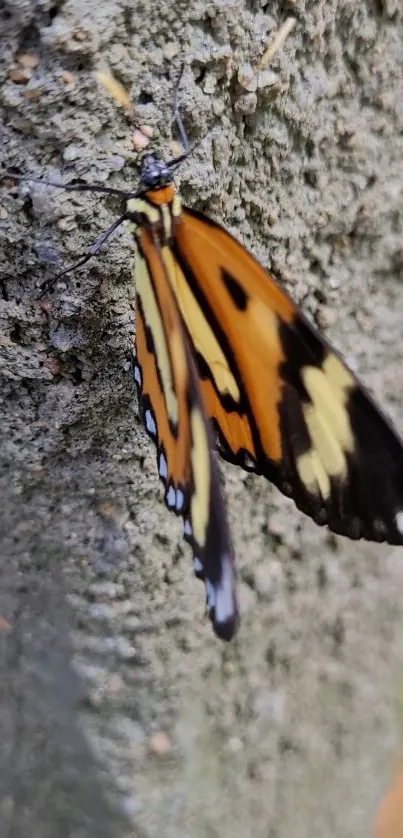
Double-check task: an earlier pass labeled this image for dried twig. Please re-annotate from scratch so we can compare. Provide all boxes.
[94,70,134,117]
[258,17,297,69]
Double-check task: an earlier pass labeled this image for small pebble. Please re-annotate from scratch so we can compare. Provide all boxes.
[132,129,150,152]
[16,53,40,69]
[8,68,31,84]
[39,301,53,315]
[316,305,337,329]
[203,73,217,95]
[235,92,257,114]
[169,140,184,157]
[226,737,244,754]
[73,29,88,41]
[24,86,43,100]
[163,42,179,61]
[257,69,280,89]
[0,616,11,632]
[98,502,126,523]
[238,63,257,93]
[88,581,122,599]
[139,124,153,138]
[149,732,172,756]
[44,356,61,376]
[57,217,76,232]
[63,144,83,162]
[108,674,124,694]
[1,87,21,107]
[61,71,75,85]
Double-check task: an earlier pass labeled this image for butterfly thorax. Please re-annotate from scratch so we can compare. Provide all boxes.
[127,186,182,246]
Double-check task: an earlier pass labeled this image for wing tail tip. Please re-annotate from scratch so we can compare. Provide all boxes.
[204,555,239,642]
[211,609,239,642]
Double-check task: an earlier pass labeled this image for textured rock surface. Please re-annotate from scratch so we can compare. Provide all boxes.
[1,2,403,837]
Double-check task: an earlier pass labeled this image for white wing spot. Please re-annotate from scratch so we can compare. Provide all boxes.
[205,580,216,610]
[159,452,168,480]
[193,557,203,575]
[176,488,184,511]
[145,409,156,438]
[166,485,176,508]
[184,519,192,537]
[396,511,403,535]
[134,365,142,388]
[214,556,235,627]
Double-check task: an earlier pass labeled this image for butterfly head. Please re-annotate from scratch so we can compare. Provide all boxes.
[139,155,175,190]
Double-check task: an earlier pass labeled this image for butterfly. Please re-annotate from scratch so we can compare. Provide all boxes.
[126,153,403,641]
[7,80,403,642]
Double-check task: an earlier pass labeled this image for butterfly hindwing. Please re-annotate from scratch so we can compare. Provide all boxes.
[170,207,403,546]
[133,224,238,640]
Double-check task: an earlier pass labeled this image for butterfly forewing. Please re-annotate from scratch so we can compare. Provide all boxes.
[171,207,403,546]
[132,222,238,640]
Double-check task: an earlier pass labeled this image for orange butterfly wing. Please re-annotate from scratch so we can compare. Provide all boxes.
[373,766,403,838]
[133,225,238,640]
[171,207,403,545]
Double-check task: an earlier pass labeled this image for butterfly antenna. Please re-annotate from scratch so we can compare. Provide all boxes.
[38,211,129,298]
[166,63,193,170]
[173,63,190,154]
[3,172,132,199]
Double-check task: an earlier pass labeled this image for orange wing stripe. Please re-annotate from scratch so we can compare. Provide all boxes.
[199,376,256,458]
[138,228,191,483]
[135,300,189,485]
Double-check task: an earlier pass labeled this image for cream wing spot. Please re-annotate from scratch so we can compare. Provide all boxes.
[135,250,178,424]
[297,449,331,499]
[190,408,211,549]
[297,356,355,497]
[171,195,182,217]
[160,204,172,241]
[303,403,347,480]
[184,519,192,538]
[127,198,160,224]
[302,364,354,456]
[161,246,240,404]
[323,353,355,394]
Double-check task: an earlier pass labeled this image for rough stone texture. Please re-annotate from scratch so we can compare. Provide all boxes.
[1,1,403,837]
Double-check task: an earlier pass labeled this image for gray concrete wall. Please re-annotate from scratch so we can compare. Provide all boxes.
[1,1,403,836]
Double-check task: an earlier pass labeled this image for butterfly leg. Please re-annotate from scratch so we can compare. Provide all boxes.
[38,212,129,298]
